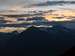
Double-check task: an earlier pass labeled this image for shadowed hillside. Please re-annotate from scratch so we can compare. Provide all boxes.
[0,25,74,56]
[60,47,75,56]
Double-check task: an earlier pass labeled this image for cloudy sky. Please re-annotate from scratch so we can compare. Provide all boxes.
[0,0,74,6]
[0,0,45,10]
[0,0,74,10]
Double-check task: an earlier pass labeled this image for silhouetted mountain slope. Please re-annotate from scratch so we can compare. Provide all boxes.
[60,47,75,56]
[0,32,17,48]
[4,26,50,56]
[3,25,74,56]
[7,26,50,48]
[46,24,70,33]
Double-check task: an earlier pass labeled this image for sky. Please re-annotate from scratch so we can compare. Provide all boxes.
[0,0,75,6]
[0,0,46,10]
[0,0,75,10]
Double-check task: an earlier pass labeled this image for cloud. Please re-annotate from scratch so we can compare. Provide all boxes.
[0,0,75,6]
[0,0,47,10]
[0,0,45,6]
[0,0,75,10]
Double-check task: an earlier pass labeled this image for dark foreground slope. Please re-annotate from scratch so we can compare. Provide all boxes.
[0,26,74,56]
[60,46,75,56]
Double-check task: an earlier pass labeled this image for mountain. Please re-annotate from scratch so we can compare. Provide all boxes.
[3,25,74,56]
[60,46,75,56]
[7,26,50,48]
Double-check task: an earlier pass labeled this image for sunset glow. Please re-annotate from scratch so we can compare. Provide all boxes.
[43,10,75,21]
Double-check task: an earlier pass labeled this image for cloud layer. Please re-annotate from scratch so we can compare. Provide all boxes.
[0,0,75,10]
[0,0,75,6]
[0,0,45,6]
